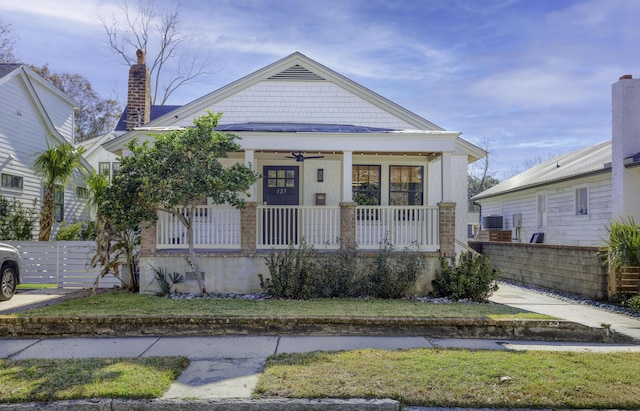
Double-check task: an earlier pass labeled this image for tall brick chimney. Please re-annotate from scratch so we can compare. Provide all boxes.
[126,49,151,131]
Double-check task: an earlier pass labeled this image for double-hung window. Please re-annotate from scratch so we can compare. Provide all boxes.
[575,186,588,215]
[54,185,64,222]
[352,165,380,205]
[389,165,423,205]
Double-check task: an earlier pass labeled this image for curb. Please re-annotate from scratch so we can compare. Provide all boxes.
[0,316,634,343]
[0,398,400,410]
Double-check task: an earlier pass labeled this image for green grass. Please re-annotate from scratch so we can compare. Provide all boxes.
[256,348,640,409]
[14,290,552,320]
[17,284,57,289]
[0,357,188,404]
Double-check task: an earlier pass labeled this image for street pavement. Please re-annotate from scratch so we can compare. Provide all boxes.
[1,282,640,403]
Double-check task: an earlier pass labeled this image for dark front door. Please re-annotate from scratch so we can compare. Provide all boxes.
[262,166,299,245]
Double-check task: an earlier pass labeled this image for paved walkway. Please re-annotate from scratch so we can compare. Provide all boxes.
[1,282,640,403]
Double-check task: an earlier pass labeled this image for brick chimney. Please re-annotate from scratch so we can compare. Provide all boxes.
[126,49,151,131]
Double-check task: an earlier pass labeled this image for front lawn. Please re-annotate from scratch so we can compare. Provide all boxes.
[0,357,188,404]
[256,348,640,409]
[13,290,551,320]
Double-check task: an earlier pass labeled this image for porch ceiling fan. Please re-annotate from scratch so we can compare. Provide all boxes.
[286,151,325,162]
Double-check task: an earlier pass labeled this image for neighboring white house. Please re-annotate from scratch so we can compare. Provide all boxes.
[0,64,91,238]
[104,51,486,294]
[473,73,640,247]
[472,141,612,246]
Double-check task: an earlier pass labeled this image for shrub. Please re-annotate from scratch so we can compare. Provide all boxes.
[314,242,362,298]
[0,195,37,240]
[366,241,423,299]
[432,251,500,302]
[259,241,317,299]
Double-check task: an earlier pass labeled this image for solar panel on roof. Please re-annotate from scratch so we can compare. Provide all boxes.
[214,123,399,133]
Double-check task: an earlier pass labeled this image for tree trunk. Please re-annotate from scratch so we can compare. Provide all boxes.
[186,205,207,296]
[38,183,55,241]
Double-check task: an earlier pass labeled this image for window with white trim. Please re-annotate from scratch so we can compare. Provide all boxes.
[99,162,110,178]
[54,185,64,222]
[76,187,89,199]
[1,173,23,189]
[537,193,547,228]
[575,187,588,215]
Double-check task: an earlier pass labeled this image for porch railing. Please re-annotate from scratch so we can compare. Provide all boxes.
[257,205,341,249]
[156,206,241,249]
[356,206,439,250]
[155,205,439,251]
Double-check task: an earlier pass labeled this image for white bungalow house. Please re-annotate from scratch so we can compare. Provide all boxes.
[472,74,640,247]
[104,51,486,294]
[0,64,91,239]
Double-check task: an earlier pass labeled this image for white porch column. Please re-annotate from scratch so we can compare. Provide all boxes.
[342,151,353,202]
[244,149,258,201]
[440,152,453,202]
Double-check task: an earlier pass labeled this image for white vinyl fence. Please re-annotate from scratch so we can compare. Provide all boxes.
[7,241,121,289]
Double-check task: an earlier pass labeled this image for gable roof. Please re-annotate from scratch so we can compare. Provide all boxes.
[104,52,460,154]
[473,140,612,200]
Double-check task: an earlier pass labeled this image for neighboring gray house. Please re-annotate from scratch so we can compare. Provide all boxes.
[0,64,91,238]
[473,73,640,247]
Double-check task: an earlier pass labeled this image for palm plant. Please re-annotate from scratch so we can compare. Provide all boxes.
[33,139,86,241]
[604,216,640,270]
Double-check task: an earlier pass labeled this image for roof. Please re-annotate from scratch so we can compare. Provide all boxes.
[473,140,612,201]
[0,64,21,79]
[114,105,182,131]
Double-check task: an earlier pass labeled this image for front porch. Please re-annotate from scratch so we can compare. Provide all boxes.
[138,202,456,295]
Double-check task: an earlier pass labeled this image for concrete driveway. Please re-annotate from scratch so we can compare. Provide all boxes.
[0,288,86,314]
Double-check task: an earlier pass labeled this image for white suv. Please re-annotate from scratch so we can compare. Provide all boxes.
[0,243,22,301]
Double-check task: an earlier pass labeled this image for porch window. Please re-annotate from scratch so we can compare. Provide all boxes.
[54,185,64,222]
[389,166,423,205]
[575,187,588,215]
[1,173,23,189]
[352,165,380,205]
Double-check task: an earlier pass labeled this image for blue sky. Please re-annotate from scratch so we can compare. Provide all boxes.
[2,0,640,179]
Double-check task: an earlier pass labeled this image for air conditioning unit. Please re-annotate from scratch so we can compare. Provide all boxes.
[513,213,522,228]
[482,215,503,230]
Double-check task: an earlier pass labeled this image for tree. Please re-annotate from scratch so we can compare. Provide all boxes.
[100,0,212,104]
[468,138,500,209]
[87,172,139,292]
[101,112,260,295]
[33,139,86,241]
[31,65,121,142]
[0,17,18,63]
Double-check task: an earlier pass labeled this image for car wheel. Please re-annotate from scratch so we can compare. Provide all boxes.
[0,266,17,301]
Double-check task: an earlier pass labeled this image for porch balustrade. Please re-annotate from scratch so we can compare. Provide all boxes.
[155,204,440,251]
[156,206,241,249]
[355,206,439,250]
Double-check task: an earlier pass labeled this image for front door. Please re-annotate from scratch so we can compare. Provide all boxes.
[262,166,299,245]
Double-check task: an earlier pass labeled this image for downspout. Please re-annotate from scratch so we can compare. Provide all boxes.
[440,153,444,202]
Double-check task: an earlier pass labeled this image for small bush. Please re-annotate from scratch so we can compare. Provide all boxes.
[259,241,317,299]
[432,251,500,302]
[366,241,423,299]
[150,265,184,296]
[313,242,362,298]
[0,195,37,240]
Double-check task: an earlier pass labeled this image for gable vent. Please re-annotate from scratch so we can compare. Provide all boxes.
[268,64,325,81]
